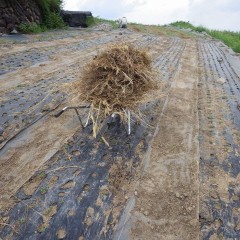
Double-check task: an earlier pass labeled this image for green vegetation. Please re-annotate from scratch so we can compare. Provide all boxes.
[44,12,66,29]
[86,16,118,29]
[37,0,66,30]
[19,22,46,33]
[19,217,26,225]
[170,21,206,32]
[37,224,46,233]
[38,171,47,179]
[209,30,240,53]
[0,38,17,44]
[40,187,48,195]
[170,21,240,53]
[128,22,192,39]
[35,0,62,13]
[19,0,65,33]
[36,0,65,29]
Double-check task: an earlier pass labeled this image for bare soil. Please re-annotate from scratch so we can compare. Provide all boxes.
[0,27,240,240]
[130,39,199,240]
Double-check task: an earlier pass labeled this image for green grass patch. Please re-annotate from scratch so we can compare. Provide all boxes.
[86,16,118,29]
[170,21,197,30]
[128,22,192,38]
[170,21,207,33]
[0,38,18,44]
[18,22,46,34]
[170,21,240,53]
[40,187,48,195]
[208,30,240,53]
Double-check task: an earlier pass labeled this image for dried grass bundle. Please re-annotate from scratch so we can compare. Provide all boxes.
[77,43,157,115]
[72,43,159,138]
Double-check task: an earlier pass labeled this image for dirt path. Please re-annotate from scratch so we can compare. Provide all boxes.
[114,39,200,240]
[132,40,199,239]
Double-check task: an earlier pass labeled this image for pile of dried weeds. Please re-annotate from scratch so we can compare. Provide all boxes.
[77,43,157,115]
[71,43,160,139]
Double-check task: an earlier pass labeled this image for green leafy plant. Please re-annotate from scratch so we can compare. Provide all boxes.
[37,224,46,233]
[19,217,26,225]
[18,22,44,33]
[17,0,65,32]
[40,187,48,195]
[45,12,66,29]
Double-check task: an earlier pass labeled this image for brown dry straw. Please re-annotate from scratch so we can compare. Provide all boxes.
[77,43,157,113]
[73,43,159,138]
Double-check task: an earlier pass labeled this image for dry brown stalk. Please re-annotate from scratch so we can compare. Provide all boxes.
[72,43,161,137]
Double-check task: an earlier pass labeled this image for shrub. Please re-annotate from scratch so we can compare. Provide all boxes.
[18,22,44,33]
[34,0,65,30]
[194,26,207,33]
[170,21,195,29]
[45,12,66,29]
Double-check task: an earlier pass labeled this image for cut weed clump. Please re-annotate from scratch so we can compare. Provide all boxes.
[74,43,159,137]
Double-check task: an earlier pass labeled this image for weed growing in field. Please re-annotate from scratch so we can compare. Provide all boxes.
[170,21,240,53]
[40,187,48,195]
[45,12,66,29]
[19,218,26,225]
[18,22,45,34]
[86,16,118,29]
[208,30,240,53]
[37,224,46,233]
[38,171,47,179]
[0,38,17,44]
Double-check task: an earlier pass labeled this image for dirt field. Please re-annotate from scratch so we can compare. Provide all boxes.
[0,27,240,240]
